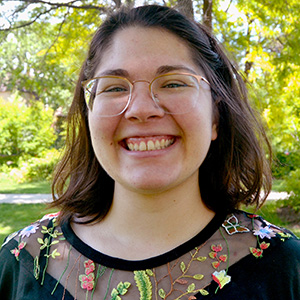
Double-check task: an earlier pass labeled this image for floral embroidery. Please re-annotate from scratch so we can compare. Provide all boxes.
[209,244,228,269]
[6,211,297,299]
[40,212,60,222]
[253,225,277,239]
[250,241,270,258]
[222,214,250,235]
[10,241,26,261]
[19,223,39,238]
[79,259,97,300]
[84,259,96,275]
[212,270,231,289]
[79,273,95,291]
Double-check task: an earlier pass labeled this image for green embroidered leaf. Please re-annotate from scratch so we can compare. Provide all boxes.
[50,240,59,246]
[146,269,153,276]
[180,261,186,272]
[50,249,61,258]
[196,256,207,262]
[187,283,195,292]
[117,282,124,291]
[193,274,204,280]
[111,288,118,297]
[116,296,121,300]
[37,238,44,245]
[42,226,48,230]
[209,251,217,259]
[200,289,209,296]
[124,282,131,289]
[158,288,166,299]
[134,270,152,300]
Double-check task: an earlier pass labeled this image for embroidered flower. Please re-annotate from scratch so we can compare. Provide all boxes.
[79,273,95,291]
[84,259,95,275]
[250,242,270,258]
[10,241,27,261]
[253,225,276,239]
[40,212,60,222]
[250,247,263,258]
[212,270,231,289]
[79,259,96,293]
[211,244,223,252]
[19,223,39,238]
[248,214,259,219]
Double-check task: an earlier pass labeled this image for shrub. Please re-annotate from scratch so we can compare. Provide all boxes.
[8,149,60,183]
[272,151,300,179]
[282,169,300,212]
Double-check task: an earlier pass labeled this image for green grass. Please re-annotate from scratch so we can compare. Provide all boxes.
[0,177,51,194]
[0,203,55,245]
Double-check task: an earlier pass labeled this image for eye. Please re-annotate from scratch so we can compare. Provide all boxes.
[101,86,128,93]
[161,81,188,89]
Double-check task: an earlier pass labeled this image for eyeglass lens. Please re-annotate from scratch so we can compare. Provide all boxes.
[84,74,203,116]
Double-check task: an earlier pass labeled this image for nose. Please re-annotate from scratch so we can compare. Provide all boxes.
[124,82,165,122]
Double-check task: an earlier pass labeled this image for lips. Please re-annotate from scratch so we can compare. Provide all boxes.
[123,136,175,151]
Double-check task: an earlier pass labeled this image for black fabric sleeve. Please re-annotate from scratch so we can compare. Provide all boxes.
[0,239,20,300]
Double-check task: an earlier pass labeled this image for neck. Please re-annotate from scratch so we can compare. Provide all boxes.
[93,178,215,259]
[72,175,215,260]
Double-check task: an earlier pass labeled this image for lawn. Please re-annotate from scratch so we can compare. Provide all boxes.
[0,177,51,194]
[0,203,55,245]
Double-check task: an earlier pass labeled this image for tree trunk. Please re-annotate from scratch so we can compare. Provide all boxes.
[203,0,213,31]
[177,0,194,19]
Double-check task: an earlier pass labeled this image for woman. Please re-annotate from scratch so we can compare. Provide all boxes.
[1,5,299,299]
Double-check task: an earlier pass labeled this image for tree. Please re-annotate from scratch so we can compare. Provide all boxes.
[0,94,56,160]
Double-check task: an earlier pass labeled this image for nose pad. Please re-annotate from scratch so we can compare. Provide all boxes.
[124,84,165,121]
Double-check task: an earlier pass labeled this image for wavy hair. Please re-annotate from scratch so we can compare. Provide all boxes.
[51,5,272,223]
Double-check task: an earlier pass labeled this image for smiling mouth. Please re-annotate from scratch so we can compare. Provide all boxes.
[123,136,175,151]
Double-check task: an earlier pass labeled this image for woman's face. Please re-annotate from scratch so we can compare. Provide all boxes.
[88,26,217,195]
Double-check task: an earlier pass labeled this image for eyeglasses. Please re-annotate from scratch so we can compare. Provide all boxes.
[81,73,210,117]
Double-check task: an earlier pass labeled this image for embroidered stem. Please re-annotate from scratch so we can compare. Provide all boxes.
[91,265,107,300]
[51,245,72,295]
[103,269,114,300]
[215,228,231,294]
[219,228,230,272]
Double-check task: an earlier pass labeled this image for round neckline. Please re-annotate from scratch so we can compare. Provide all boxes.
[61,211,227,271]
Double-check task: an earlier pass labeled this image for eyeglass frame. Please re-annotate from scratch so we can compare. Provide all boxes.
[81,72,211,116]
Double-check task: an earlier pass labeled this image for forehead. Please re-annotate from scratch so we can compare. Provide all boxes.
[94,26,201,77]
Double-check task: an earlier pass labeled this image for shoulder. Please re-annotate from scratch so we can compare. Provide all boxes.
[0,212,61,261]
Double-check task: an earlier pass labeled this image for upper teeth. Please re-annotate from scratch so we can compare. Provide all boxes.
[127,138,174,151]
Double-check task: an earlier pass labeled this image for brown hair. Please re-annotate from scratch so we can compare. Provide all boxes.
[51,5,272,223]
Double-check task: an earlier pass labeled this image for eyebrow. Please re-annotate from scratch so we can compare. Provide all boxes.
[156,65,197,75]
[98,69,130,77]
[97,65,197,78]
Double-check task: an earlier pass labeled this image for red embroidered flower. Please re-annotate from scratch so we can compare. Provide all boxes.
[10,241,27,261]
[79,273,95,291]
[248,214,259,219]
[211,244,223,252]
[11,248,20,257]
[260,242,270,250]
[219,255,227,262]
[250,247,263,258]
[212,261,220,269]
[84,259,95,275]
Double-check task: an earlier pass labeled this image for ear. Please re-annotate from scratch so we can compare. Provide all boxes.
[211,103,219,141]
[211,123,218,141]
